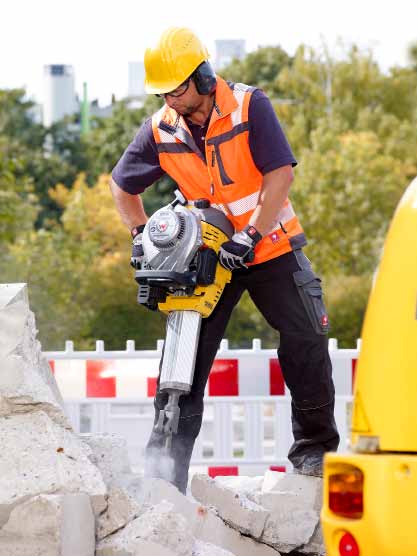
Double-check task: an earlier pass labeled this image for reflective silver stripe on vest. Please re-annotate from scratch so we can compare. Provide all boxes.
[266,201,297,234]
[214,197,296,228]
[226,190,260,216]
[231,83,251,127]
[158,127,176,143]
[212,191,259,218]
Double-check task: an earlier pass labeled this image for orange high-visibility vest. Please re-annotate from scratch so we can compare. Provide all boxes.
[151,77,306,264]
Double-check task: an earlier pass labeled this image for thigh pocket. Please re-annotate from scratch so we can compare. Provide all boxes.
[293,269,330,335]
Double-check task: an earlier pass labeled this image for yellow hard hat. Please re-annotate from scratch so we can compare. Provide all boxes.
[144,27,210,94]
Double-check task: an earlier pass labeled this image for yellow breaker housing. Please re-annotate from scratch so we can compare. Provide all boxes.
[158,219,231,316]
[321,176,417,556]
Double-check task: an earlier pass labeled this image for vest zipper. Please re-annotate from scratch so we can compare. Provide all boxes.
[210,147,216,195]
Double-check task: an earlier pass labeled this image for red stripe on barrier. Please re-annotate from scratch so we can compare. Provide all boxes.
[209,359,238,396]
[269,359,285,395]
[147,377,157,398]
[270,465,286,473]
[48,360,55,375]
[86,360,116,398]
[208,466,239,478]
[352,358,358,392]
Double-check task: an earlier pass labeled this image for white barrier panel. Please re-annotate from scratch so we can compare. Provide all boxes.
[46,338,360,400]
[65,395,352,478]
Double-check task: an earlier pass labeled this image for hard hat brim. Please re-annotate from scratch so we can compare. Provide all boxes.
[144,79,186,95]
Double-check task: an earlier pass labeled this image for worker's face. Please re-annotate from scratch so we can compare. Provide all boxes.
[162,78,205,117]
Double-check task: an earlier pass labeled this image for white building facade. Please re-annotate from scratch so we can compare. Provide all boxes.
[128,61,145,97]
[43,64,77,127]
[214,39,246,70]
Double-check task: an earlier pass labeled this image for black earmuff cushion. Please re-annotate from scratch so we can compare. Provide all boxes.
[193,61,217,95]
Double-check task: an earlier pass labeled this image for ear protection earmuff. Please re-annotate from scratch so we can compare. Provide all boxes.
[192,61,217,95]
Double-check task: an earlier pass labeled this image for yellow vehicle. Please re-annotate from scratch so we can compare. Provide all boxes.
[321,176,417,556]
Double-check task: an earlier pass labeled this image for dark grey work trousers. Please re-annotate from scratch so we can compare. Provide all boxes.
[146,249,340,493]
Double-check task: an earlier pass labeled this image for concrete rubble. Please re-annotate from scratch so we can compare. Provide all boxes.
[0,283,326,555]
[191,472,325,554]
[133,477,278,556]
[0,284,70,428]
[96,487,141,541]
[0,494,95,556]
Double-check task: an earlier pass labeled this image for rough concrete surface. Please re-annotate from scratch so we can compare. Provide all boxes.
[0,494,95,556]
[80,433,132,488]
[0,284,325,556]
[0,410,107,523]
[96,501,194,556]
[97,487,141,541]
[191,474,269,539]
[192,539,236,555]
[192,471,325,555]
[0,284,70,429]
[255,472,324,553]
[134,477,279,556]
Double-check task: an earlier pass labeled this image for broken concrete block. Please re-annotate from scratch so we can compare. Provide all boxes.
[0,283,28,308]
[262,471,323,509]
[80,433,132,488]
[0,410,107,526]
[262,470,286,493]
[97,487,141,541]
[0,493,95,556]
[0,284,29,355]
[96,501,194,556]
[298,521,326,555]
[214,475,264,502]
[97,539,173,556]
[263,472,325,554]
[133,477,279,556]
[192,539,236,556]
[0,284,70,429]
[191,474,269,539]
[254,472,322,553]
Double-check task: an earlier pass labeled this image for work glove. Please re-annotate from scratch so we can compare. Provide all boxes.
[218,225,262,271]
[130,224,146,270]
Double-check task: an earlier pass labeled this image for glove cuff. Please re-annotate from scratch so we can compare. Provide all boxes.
[242,225,262,247]
[131,224,146,239]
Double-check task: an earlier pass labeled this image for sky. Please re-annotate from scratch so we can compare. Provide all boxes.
[2,0,417,107]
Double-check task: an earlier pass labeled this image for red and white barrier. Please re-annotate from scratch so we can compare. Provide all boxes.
[46,338,360,400]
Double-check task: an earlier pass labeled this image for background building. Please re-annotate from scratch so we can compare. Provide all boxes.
[214,39,246,70]
[128,61,145,97]
[43,64,77,127]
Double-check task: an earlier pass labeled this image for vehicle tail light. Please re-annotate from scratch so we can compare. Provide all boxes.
[328,465,363,518]
[339,531,360,556]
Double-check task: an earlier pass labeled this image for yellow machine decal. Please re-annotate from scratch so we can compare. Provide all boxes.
[157,220,232,317]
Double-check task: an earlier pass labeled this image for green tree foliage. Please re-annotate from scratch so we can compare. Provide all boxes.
[220,46,293,96]
[0,89,44,147]
[0,90,86,225]
[84,96,163,181]
[325,274,372,347]
[293,125,412,276]
[7,175,165,350]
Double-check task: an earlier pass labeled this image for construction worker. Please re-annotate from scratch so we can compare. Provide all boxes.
[110,27,339,494]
